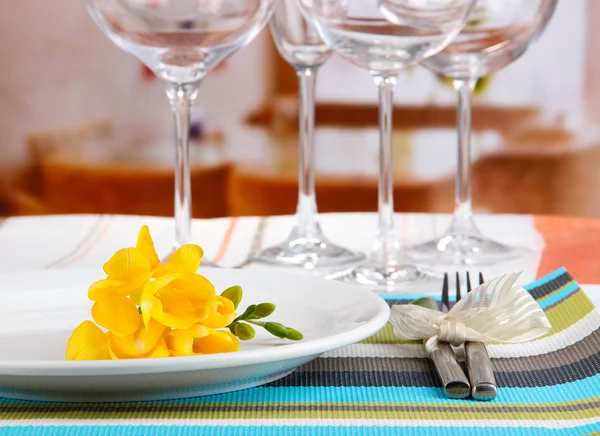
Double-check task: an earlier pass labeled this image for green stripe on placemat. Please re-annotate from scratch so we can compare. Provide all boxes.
[0,267,599,434]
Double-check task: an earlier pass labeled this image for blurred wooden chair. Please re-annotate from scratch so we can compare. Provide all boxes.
[246,97,542,132]
[227,169,454,217]
[0,183,47,217]
[21,121,231,218]
[473,145,600,217]
[25,121,112,196]
[40,161,231,218]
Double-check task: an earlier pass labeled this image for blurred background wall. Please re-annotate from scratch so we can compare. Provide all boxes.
[0,0,598,219]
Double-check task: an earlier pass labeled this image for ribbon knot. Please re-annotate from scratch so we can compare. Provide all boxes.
[438,317,468,347]
[388,272,553,354]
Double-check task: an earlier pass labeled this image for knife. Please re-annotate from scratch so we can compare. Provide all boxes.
[465,273,497,402]
[465,342,497,401]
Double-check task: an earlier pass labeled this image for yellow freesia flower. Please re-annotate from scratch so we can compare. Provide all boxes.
[202,296,237,329]
[66,321,111,361]
[88,226,204,303]
[140,273,219,330]
[166,324,240,357]
[64,225,270,362]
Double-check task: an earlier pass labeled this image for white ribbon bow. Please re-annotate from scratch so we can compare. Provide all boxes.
[389,272,552,354]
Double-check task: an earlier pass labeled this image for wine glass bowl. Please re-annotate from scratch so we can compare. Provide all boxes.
[297,0,475,289]
[421,0,558,79]
[88,0,274,83]
[378,0,475,35]
[270,0,331,67]
[300,1,474,76]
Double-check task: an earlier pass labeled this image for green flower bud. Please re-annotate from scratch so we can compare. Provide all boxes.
[252,303,276,319]
[221,286,243,309]
[286,328,303,341]
[264,322,289,339]
[235,323,256,341]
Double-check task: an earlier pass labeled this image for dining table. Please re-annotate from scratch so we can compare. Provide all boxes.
[0,212,598,435]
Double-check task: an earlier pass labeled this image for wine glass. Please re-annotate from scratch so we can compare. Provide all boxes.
[249,0,365,269]
[87,0,275,262]
[381,0,558,265]
[297,0,475,290]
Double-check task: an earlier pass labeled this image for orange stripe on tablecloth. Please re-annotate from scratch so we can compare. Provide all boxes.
[534,215,600,283]
[211,217,239,264]
[56,216,115,268]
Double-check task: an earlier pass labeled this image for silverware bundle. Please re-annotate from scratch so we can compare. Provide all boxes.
[428,272,497,401]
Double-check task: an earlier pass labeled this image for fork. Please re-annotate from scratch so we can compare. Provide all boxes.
[450,272,498,402]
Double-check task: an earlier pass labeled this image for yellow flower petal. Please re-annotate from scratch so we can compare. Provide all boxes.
[141,274,217,329]
[103,248,152,281]
[166,332,194,357]
[169,324,212,338]
[88,279,122,302]
[145,290,197,330]
[193,330,240,354]
[156,244,203,277]
[91,295,141,336]
[88,277,148,302]
[136,225,161,270]
[108,319,166,358]
[66,321,110,361]
[167,324,212,356]
[106,332,125,360]
[202,296,237,329]
[147,336,170,358]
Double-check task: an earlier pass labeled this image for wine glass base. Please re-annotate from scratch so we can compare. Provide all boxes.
[407,233,529,266]
[250,238,365,270]
[329,261,443,292]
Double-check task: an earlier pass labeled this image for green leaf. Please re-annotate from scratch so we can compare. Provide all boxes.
[250,303,276,319]
[221,285,243,309]
[137,306,143,315]
[286,328,303,341]
[411,297,439,311]
[264,322,289,339]
[235,323,256,341]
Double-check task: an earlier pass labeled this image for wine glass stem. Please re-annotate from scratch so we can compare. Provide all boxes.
[165,82,200,249]
[452,78,477,234]
[293,66,321,238]
[372,75,401,264]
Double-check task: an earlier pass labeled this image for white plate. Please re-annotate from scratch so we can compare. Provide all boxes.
[0,268,389,402]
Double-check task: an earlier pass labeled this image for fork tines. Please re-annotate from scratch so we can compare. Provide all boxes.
[444,272,485,310]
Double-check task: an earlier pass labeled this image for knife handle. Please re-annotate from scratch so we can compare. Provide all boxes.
[430,342,470,399]
[465,341,497,401]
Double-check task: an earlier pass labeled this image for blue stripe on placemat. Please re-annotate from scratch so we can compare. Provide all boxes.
[379,294,445,301]
[524,267,568,291]
[537,281,580,310]
[109,374,600,406]
[2,424,600,436]
[381,267,571,304]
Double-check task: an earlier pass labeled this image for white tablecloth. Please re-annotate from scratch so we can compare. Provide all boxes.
[0,213,597,306]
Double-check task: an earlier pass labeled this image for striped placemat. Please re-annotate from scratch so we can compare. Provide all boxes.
[0,267,599,435]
